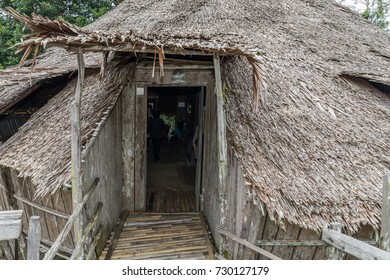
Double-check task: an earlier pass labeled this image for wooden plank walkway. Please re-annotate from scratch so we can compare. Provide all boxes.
[100,212,214,260]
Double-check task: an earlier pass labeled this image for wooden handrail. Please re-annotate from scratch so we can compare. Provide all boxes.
[216,225,282,260]
[322,227,390,260]
[70,202,102,260]
[43,178,99,260]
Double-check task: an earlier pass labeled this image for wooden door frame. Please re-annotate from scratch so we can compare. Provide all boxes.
[122,62,214,212]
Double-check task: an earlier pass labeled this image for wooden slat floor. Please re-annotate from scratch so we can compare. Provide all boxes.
[100,212,215,260]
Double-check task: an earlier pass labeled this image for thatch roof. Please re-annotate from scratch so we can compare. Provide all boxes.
[1,0,390,233]
[0,49,101,114]
[0,63,133,197]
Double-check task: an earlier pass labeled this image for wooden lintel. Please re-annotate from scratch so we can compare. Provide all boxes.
[47,43,216,56]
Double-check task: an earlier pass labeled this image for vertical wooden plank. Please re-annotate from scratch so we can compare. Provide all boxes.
[213,53,228,253]
[71,48,85,251]
[213,53,227,162]
[122,83,136,211]
[195,87,205,211]
[135,84,147,211]
[226,150,238,259]
[27,216,41,260]
[234,162,247,259]
[290,228,320,260]
[257,215,279,260]
[270,221,301,260]
[381,174,390,252]
[55,190,74,249]
[43,195,60,243]
[242,203,263,259]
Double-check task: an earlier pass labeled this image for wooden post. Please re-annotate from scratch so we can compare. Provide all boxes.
[27,216,41,260]
[213,53,228,253]
[381,174,390,252]
[71,48,85,255]
[325,223,346,260]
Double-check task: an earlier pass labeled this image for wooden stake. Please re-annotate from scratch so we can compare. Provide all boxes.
[27,216,41,260]
[380,175,390,252]
[71,48,85,255]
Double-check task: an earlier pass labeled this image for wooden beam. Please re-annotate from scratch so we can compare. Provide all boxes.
[0,210,22,241]
[216,226,282,260]
[13,194,70,220]
[381,174,390,252]
[322,226,390,260]
[71,48,85,252]
[27,216,41,260]
[43,178,99,260]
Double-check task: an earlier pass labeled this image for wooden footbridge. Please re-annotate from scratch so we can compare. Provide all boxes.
[99,212,215,260]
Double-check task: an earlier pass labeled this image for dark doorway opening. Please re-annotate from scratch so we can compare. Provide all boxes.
[146,86,204,213]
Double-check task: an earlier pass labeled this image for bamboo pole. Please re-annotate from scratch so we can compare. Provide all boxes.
[27,216,41,260]
[71,48,85,256]
[380,174,390,252]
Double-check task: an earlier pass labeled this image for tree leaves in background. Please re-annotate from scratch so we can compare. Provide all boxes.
[0,0,123,69]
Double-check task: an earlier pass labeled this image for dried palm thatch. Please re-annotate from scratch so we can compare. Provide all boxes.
[1,0,390,233]
[0,49,101,114]
[0,62,133,198]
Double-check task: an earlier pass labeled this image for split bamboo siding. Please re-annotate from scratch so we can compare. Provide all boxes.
[100,212,214,260]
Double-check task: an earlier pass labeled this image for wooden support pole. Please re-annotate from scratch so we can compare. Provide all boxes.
[213,53,228,254]
[325,223,347,260]
[27,216,41,260]
[381,175,390,252]
[71,48,85,253]
[43,178,98,260]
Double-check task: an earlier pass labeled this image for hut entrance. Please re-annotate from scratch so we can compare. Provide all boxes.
[146,86,204,212]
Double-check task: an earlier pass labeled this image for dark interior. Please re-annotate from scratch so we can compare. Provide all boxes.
[146,86,203,212]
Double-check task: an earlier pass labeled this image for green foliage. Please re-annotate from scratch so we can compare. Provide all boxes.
[0,0,123,69]
[358,0,390,31]
[160,114,176,134]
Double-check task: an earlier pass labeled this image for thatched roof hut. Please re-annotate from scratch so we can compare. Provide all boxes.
[0,0,389,259]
